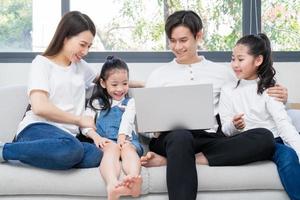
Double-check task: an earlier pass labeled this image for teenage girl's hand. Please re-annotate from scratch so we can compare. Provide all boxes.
[117,134,127,147]
[77,115,96,129]
[267,84,288,103]
[232,113,245,130]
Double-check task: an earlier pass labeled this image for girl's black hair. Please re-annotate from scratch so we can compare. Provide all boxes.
[89,56,129,112]
[236,33,276,94]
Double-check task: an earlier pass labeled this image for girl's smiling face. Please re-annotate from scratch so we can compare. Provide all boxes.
[100,69,129,101]
[231,44,263,80]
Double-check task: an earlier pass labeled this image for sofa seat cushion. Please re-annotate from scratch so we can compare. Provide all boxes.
[0,162,149,197]
[148,161,284,193]
[0,161,283,197]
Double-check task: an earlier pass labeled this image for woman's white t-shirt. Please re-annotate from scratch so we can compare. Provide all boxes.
[17,55,97,136]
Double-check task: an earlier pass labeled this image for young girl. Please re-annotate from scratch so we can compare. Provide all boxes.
[219,33,300,200]
[81,56,143,200]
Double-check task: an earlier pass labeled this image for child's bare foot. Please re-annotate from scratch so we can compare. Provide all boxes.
[107,183,131,200]
[130,175,143,197]
[195,152,209,165]
[140,152,167,167]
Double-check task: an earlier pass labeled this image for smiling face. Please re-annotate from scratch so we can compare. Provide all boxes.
[100,69,129,101]
[62,30,94,63]
[231,44,263,80]
[168,25,202,64]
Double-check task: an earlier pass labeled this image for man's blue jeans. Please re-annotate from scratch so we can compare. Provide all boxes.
[273,138,300,200]
[2,123,103,170]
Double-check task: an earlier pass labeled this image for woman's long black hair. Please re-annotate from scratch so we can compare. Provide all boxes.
[89,56,129,112]
[236,33,276,94]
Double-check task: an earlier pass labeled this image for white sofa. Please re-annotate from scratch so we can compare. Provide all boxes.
[0,84,297,200]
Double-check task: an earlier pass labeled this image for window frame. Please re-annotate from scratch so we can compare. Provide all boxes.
[0,0,299,63]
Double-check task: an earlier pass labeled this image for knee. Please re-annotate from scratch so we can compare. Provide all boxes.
[58,138,84,167]
[274,144,299,166]
[167,129,193,146]
[254,128,275,150]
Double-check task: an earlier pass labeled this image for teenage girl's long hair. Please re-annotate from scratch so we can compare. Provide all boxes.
[89,56,129,112]
[236,33,276,94]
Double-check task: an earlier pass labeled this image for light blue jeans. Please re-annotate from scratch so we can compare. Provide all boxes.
[2,123,103,170]
[273,138,300,200]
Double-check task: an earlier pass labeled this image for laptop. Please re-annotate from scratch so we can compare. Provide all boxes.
[130,84,214,133]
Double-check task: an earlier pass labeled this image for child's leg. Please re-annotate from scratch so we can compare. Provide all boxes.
[272,142,300,200]
[120,143,142,197]
[100,143,130,200]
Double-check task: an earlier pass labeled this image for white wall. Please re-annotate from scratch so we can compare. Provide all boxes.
[0,62,299,102]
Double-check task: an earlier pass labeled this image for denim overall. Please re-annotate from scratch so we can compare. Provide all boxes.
[96,97,143,156]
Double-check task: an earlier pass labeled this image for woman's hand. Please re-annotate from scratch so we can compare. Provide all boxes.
[232,113,245,130]
[267,84,288,103]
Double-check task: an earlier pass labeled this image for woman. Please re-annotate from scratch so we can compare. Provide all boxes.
[0,11,102,169]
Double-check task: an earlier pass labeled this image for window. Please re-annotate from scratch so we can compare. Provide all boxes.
[0,0,61,52]
[0,0,299,62]
[262,0,300,51]
[70,0,242,51]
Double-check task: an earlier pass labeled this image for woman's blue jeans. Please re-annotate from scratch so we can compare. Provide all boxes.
[273,138,300,200]
[2,123,103,170]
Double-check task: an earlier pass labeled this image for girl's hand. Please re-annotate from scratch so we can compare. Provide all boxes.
[267,84,288,103]
[93,135,111,148]
[117,134,127,147]
[77,115,96,129]
[232,113,245,130]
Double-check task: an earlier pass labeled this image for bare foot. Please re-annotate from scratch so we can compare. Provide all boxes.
[140,152,167,167]
[107,183,131,200]
[195,152,209,165]
[130,175,143,197]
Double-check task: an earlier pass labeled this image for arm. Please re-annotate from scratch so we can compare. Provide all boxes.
[267,84,288,103]
[86,129,111,148]
[129,80,145,88]
[118,98,136,139]
[219,86,242,136]
[266,95,300,158]
[30,90,95,129]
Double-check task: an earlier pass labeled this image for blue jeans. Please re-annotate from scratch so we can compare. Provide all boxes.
[3,123,103,170]
[273,138,300,200]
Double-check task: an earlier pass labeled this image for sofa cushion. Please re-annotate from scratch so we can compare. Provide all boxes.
[148,161,284,193]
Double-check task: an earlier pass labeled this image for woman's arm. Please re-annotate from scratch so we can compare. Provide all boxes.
[30,90,95,129]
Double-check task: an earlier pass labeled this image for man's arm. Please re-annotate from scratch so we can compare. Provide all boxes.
[267,84,288,103]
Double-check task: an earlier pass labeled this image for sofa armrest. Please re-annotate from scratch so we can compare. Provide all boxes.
[0,85,28,142]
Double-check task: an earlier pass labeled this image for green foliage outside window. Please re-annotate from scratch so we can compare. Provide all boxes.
[0,0,32,51]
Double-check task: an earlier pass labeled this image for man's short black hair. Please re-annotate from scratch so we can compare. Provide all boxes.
[165,10,203,39]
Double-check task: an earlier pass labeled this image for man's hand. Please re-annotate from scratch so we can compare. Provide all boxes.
[267,84,288,103]
[232,113,245,130]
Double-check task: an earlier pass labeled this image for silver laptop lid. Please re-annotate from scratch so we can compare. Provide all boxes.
[131,84,214,133]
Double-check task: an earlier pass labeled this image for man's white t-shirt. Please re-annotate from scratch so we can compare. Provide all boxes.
[146,56,236,131]
[17,55,97,136]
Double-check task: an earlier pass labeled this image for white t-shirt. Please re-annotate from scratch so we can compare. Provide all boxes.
[81,98,136,139]
[219,79,300,158]
[146,56,236,131]
[17,55,97,136]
